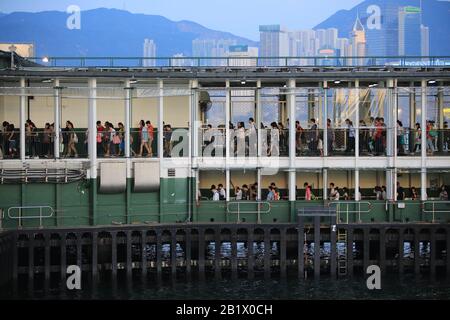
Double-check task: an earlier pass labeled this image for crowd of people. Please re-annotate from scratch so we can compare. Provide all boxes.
[0,119,181,159]
[200,118,450,157]
[210,182,259,201]
[1,118,449,159]
[206,180,449,202]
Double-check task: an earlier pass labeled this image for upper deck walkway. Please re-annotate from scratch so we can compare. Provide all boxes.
[1,55,450,80]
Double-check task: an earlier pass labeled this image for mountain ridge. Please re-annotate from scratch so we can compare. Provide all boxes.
[0,8,257,57]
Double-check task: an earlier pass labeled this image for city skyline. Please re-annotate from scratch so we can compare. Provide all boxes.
[0,0,363,40]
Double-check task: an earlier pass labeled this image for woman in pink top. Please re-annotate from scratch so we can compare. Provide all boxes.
[304,182,311,201]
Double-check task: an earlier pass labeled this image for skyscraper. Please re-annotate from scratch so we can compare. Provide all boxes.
[365,2,401,58]
[398,6,422,56]
[192,39,237,66]
[315,29,327,50]
[143,39,156,67]
[325,28,338,50]
[227,45,259,67]
[259,25,289,66]
[336,38,350,57]
[421,25,430,57]
[350,15,366,65]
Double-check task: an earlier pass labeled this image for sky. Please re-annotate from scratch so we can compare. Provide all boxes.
[0,0,363,40]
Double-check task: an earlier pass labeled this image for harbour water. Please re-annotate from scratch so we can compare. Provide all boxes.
[1,274,449,300]
[0,241,448,300]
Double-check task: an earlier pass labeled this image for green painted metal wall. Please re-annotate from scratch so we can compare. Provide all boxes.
[0,177,448,229]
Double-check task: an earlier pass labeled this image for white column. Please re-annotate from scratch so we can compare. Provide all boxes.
[225,80,231,159]
[53,79,60,159]
[392,79,398,159]
[354,80,360,201]
[257,168,262,201]
[20,77,26,161]
[409,82,415,131]
[420,79,427,201]
[225,80,231,201]
[323,81,328,157]
[385,80,395,201]
[191,80,199,159]
[88,78,97,178]
[323,168,328,201]
[386,169,394,201]
[256,80,262,157]
[124,79,131,158]
[158,80,164,160]
[226,169,231,201]
[354,169,360,201]
[288,79,296,202]
[392,80,398,201]
[438,82,444,130]
[355,80,360,158]
[190,80,199,207]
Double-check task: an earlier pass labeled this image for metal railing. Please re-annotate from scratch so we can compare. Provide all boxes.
[22,56,450,69]
[422,201,450,223]
[328,201,372,224]
[5,206,54,228]
[226,201,271,223]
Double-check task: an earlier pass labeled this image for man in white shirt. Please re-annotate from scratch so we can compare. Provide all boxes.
[218,184,226,200]
[211,185,220,201]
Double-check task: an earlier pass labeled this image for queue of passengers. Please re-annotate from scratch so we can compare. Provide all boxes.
[210,182,259,201]
[0,119,177,159]
[201,118,450,157]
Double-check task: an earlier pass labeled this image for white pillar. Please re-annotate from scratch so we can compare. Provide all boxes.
[191,80,199,159]
[124,79,131,158]
[323,81,328,157]
[323,168,328,201]
[225,80,231,201]
[225,80,231,159]
[354,80,360,201]
[20,77,26,161]
[420,79,427,201]
[88,78,97,178]
[53,79,60,159]
[386,169,394,201]
[226,169,231,201]
[288,79,296,202]
[158,80,164,159]
[256,80,262,157]
[438,82,444,130]
[355,80,360,158]
[257,168,262,201]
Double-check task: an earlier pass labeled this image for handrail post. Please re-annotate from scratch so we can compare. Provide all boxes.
[432,201,436,223]
[346,203,349,224]
[39,207,42,228]
[237,202,240,223]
